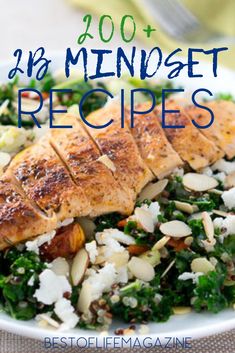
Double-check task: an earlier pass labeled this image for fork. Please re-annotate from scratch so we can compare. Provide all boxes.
[144,0,235,44]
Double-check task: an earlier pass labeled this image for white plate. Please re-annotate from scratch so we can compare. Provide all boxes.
[0,51,234,346]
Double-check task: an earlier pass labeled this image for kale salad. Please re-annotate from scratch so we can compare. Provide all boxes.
[0,72,234,334]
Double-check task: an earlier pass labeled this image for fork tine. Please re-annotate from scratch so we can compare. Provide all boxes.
[161,0,200,35]
[153,0,190,37]
[165,0,199,28]
[145,0,232,43]
[155,0,199,37]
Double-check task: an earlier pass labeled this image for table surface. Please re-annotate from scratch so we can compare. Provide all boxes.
[0,1,234,351]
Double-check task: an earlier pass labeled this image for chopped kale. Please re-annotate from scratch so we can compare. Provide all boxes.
[0,248,48,320]
[128,78,174,104]
[215,92,234,102]
[0,77,18,126]
[193,269,228,313]
[95,213,123,232]
[54,79,108,115]
[29,72,56,92]
[106,278,173,323]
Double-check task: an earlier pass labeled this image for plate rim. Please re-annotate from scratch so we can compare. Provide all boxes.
[0,51,234,346]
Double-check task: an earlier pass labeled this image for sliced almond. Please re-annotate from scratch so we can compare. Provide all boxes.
[77,281,92,313]
[37,314,60,328]
[135,208,154,233]
[128,256,155,282]
[152,236,170,250]
[173,307,192,315]
[71,248,89,286]
[191,257,215,274]
[188,212,203,220]
[174,200,198,214]
[202,212,214,243]
[109,230,135,245]
[208,188,223,195]
[107,250,129,268]
[96,229,135,245]
[213,209,231,217]
[160,220,192,238]
[137,179,168,202]
[183,173,218,192]
[161,259,175,278]
[50,257,69,277]
[94,255,106,265]
[97,154,116,172]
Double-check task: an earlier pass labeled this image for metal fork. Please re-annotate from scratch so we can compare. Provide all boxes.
[144,0,235,44]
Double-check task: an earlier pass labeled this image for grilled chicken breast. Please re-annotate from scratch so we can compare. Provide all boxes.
[126,103,183,179]
[185,100,235,159]
[0,98,234,250]
[84,103,153,199]
[7,136,91,221]
[158,100,224,170]
[50,114,134,216]
[0,175,57,250]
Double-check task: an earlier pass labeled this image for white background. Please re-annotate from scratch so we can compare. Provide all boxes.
[0,0,126,63]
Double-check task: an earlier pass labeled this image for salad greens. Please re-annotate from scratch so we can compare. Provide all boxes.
[0,249,47,320]
[0,71,234,332]
[74,173,235,329]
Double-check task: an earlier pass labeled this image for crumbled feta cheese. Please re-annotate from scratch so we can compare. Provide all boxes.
[202,239,216,253]
[212,159,235,175]
[178,272,203,284]
[134,201,161,230]
[26,230,56,254]
[202,166,213,177]
[27,275,35,286]
[34,269,71,305]
[96,230,126,258]
[214,172,226,183]
[213,216,235,237]
[84,263,117,302]
[154,294,163,304]
[116,266,128,284]
[54,298,79,330]
[148,202,161,224]
[85,240,98,264]
[213,217,224,230]
[201,166,225,183]
[222,187,235,209]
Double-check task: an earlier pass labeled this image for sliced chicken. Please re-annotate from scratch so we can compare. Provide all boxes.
[84,103,153,199]
[7,136,91,221]
[0,175,57,250]
[157,100,224,170]
[185,100,235,159]
[50,114,134,216]
[126,103,183,179]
